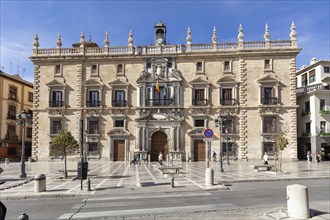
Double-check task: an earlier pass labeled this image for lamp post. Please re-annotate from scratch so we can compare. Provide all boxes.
[215,115,224,172]
[225,128,230,165]
[16,109,32,178]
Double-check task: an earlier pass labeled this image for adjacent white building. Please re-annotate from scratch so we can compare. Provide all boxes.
[296,58,330,160]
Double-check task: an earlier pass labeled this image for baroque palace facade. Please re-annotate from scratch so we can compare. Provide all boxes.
[30,22,301,162]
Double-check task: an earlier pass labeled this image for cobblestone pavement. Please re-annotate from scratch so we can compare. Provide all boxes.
[1,160,329,219]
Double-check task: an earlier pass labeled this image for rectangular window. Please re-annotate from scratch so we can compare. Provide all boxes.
[262,87,276,104]
[193,89,206,106]
[196,62,203,72]
[324,66,330,73]
[8,105,16,120]
[167,62,172,68]
[28,92,33,102]
[51,120,62,134]
[222,88,233,105]
[113,90,126,106]
[320,99,325,111]
[27,127,32,138]
[305,122,311,134]
[305,101,310,113]
[114,120,125,127]
[92,65,97,74]
[55,65,61,74]
[309,70,316,83]
[224,61,230,71]
[87,91,100,107]
[222,142,234,156]
[88,120,99,134]
[301,73,307,86]
[320,121,326,132]
[222,120,234,134]
[194,119,205,127]
[9,86,18,101]
[263,117,276,133]
[117,64,123,73]
[264,59,271,69]
[51,91,63,107]
[88,143,99,156]
[7,125,16,136]
[147,63,151,68]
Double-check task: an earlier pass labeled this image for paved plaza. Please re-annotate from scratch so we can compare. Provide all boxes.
[0,160,329,219]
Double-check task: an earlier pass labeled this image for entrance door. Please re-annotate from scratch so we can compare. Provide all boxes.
[114,140,125,161]
[151,131,167,161]
[194,140,205,161]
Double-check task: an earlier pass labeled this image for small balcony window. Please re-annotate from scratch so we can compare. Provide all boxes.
[28,92,33,102]
[50,91,63,107]
[193,89,207,106]
[9,86,18,101]
[113,90,126,107]
[261,87,277,105]
[194,119,205,127]
[114,120,125,128]
[86,91,100,107]
[88,120,99,134]
[7,105,16,120]
[224,61,230,71]
[308,70,316,84]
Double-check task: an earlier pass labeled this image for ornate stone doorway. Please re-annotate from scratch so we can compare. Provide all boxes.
[151,131,168,161]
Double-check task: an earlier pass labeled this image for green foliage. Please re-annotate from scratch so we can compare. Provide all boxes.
[50,130,79,157]
[276,136,288,151]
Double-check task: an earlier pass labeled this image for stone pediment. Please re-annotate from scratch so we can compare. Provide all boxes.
[82,78,104,87]
[136,113,182,122]
[188,128,205,136]
[257,74,280,83]
[107,128,130,136]
[217,75,237,84]
[46,79,66,87]
[109,78,129,87]
[188,77,210,85]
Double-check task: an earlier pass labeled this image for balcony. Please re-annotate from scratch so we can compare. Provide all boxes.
[5,134,18,141]
[49,101,64,107]
[296,83,330,97]
[145,99,174,106]
[320,109,330,115]
[221,99,237,106]
[7,113,16,120]
[301,111,311,117]
[8,93,18,101]
[86,100,101,107]
[112,100,127,107]
[192,99,208,106]
[302,132,311,138]
[261,97,278,105]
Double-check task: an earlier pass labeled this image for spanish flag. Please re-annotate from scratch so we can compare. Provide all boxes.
[155,80,160,93]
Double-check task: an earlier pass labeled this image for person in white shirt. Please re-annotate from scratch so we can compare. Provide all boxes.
[263,153,269,165]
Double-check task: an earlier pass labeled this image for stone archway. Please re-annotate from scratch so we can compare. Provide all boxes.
[151,131,168,161]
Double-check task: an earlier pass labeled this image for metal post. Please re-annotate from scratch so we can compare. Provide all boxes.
[226,129,230,165]
[80,117,84,191]
[19,119,26,178]
[219,119,224,172]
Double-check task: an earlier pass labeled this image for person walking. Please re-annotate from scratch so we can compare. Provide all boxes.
[316,152,321,163]
[158,152,163,166]
[307,151,312,162]
[263,152,269,165]
[212,151,217,162]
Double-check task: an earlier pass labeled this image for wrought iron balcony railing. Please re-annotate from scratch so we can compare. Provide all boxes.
[261,97,278,105]
[86,100,101,107]
[145,99,174,106]
[192,99,208,106]
[8,93,18,101]
[221,99,237,106]
[112,100,127,107]
[7,113,16,120]
[49,101,64,107]
[5,134,18,141]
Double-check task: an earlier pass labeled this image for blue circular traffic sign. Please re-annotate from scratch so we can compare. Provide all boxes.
[204,128,214,138]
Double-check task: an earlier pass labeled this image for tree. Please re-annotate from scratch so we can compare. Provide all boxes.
[50,130,79,178]
[273,125,289,172]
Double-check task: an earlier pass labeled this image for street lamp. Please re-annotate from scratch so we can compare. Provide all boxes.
[225,128,230,165]
[215,115,224,172]
[16,109,32,178]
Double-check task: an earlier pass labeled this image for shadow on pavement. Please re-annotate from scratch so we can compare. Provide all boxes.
[95,186,125,191]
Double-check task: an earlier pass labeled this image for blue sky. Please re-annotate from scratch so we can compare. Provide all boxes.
[1,0,329,83]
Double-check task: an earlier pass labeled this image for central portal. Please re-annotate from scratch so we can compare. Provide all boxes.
[151,131,168,161]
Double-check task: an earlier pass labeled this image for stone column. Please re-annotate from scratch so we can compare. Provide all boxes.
[171,127,175,151]
[142,126,146,151]
[176,126,180,151]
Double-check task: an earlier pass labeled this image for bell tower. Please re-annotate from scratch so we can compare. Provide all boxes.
[154,21,166,45]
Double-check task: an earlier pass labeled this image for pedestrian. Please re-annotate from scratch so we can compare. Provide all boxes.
[316,152,321,163]
[158,152,163,166]
[263,152,269,165]
[212,151,217,162]
[307,151,312,162]
[168,155,173,167]
[136,152,141,165]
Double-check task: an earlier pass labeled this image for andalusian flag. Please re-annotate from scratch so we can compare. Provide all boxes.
[155,80,160,93]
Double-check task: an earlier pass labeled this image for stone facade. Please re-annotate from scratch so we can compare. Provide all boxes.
[30,22,301,162]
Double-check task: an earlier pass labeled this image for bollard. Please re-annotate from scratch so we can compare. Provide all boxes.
[5,158,9,164]
[86,178,91,191]
[34,173,46,192]
[171,176,175,188]
[287,184,310,219]
[205,168,214,187]
[18,213,29,220]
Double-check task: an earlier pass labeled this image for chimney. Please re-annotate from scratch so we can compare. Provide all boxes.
[310,58,318,65]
